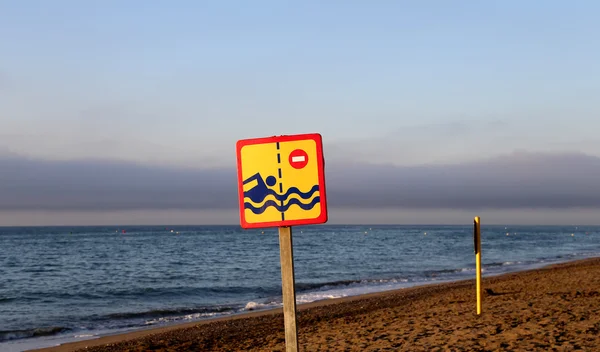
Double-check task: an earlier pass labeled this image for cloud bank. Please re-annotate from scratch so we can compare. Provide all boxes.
[0,157,237,211]
[1,151,599,212]
[325,151,600,209]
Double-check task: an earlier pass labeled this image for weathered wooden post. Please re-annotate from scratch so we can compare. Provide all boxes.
[278,226,298,350]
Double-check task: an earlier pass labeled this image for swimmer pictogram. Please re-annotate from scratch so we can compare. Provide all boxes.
[236,133,328,229]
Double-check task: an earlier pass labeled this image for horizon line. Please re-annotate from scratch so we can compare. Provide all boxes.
[0,223,595,228]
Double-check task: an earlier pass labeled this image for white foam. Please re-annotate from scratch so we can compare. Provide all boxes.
[502,261,523,265]
[144,311,222,326]
[296,292,343,304]
[244,301,261,311]
[295,279,417,304]
[244,301,280,311]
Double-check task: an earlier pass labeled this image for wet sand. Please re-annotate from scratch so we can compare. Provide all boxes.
[32,258,600,351]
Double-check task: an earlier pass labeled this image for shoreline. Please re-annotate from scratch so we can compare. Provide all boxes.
[29,257,600,351]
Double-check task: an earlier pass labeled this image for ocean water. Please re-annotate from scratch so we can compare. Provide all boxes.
[1,225,599,351]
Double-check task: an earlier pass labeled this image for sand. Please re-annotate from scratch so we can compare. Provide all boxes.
[31,258,600,351]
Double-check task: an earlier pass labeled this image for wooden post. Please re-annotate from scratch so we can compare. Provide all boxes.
[474,216,482,315]
[278,226,299,352]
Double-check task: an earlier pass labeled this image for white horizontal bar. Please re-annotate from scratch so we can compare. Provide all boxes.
[291,156,305,163]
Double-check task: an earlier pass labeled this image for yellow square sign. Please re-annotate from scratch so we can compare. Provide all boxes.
[236,133,328,229]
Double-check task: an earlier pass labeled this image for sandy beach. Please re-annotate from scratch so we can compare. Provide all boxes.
[31,257,600,351]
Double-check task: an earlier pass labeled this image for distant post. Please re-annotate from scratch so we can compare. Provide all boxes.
[236,133,328,352]
[474,216,482,315]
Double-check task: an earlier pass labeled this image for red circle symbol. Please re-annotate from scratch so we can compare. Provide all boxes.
[289,149,309,169]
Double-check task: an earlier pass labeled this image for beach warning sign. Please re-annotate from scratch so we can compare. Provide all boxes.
[236,133,328,229]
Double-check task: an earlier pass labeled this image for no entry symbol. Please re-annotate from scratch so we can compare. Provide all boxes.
[289,149,308,169]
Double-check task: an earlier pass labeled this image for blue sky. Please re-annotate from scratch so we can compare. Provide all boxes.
[1,1,599,224]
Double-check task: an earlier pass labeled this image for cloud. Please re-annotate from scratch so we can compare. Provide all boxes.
[324,120,513,165]
[0,156,238,211]
[0,151,599,212]
[325,151,600,209]
[0,97,237,168]
[325,120,600,166]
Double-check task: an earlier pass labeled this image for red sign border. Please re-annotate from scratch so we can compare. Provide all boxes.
[236,133,328,229]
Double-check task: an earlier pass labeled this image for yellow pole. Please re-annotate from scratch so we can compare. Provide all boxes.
[474,216,482,315]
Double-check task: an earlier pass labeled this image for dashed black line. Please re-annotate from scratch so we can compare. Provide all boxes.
[276,146,284,221]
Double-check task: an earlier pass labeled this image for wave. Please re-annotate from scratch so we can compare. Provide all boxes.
[142,308,241,326]
[422,266,478,276]
[16,286,283,305]
[103,285,280,299]
[244,185,319,203]
[0,297,16,303]
[422,261,537,277]
[74,334,95,338]
[244,301,279,311]
[107,280,405,324]
[244,196,321,214]
[486,261,525,267]
[295,279,363,292]
[0,327,70,342]
[104,306,236,321]
[295,277,410,293]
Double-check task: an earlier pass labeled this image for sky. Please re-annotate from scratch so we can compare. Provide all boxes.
[1,1,599,225]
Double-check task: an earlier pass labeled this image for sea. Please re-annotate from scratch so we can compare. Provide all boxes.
[1,225,599,351]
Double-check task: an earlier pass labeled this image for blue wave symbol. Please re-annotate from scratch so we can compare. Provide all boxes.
[244,197,321,215]
[244,184,319,203]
